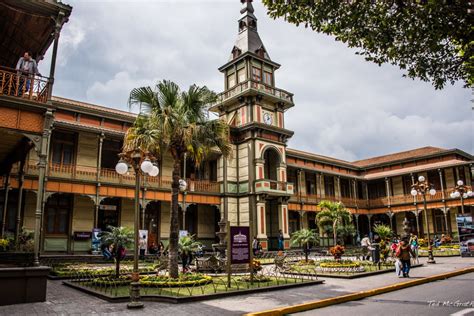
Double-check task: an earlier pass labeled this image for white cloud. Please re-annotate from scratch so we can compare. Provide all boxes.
[50,0,472,160]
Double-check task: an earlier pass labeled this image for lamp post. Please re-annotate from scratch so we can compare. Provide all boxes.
[449,180,473,215]
[179,179,188,230]
[410,175,436,264]
[115,149,159,309]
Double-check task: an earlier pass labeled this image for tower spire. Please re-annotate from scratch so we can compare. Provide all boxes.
[228,0,271,62]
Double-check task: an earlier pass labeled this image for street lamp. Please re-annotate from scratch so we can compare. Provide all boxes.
[449,180,473,215]
[115,149,159,309]
[410,175,436,264]
[179,179,188,229]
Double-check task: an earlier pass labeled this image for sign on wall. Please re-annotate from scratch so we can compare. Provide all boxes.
[230,226,250,264]
[456,214,474,257]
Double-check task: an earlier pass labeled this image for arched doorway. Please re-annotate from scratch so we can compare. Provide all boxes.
[265,199,280,250]
[263,147,280,181]
[98,197,120,231]
[43,193,73,252]
[145,201,160,249]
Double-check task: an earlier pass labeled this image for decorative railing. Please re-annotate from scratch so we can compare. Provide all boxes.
[255,179,294,195]
[289,188,469,209]
[19,163,220,194]
[213,79,293,106]
[0,66,50,103]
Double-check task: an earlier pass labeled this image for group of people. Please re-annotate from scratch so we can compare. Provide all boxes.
[361,233,420,278]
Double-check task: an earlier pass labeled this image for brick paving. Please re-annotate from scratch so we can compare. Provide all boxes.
[0,257,472,315]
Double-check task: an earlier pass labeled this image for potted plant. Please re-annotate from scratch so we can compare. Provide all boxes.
[329,244,345,260]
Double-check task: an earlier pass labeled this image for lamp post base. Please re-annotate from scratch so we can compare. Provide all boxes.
[427,247,436,264]
[127,280,144,309]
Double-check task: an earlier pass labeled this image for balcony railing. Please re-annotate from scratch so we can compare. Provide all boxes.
[19,163,220,194]
[0,66,50,103]
[255,179,294,195]
[291,188,467,209]
[213,79,293,106]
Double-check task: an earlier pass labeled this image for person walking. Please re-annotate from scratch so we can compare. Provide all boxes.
[252,236,260,256]
[409,234,419,264]
[139,234,147,260]
[361,234,371,260]
[396,237,416,278]
[278,230,284,251]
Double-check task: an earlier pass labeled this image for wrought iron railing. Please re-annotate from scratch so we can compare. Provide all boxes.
[0,66,50,103]
[213,79,293,106]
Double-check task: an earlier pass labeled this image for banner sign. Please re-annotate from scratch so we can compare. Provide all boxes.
[456,214,474,257]
[74,231,92,240]
[92,228,102,252]
[99,205,117,211]
[179,230,188,238]
[230,226,250,264]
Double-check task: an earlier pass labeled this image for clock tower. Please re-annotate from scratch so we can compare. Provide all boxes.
[211,0,295,250]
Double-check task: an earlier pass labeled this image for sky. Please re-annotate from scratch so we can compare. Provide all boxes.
[41,0,472,162]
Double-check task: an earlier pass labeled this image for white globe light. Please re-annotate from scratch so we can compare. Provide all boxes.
[457,180,464,186]
[115,161,128,175]
[463,193,468,199]
[411,189,418,196]
[179,179,187,192]
[467,191,473,197]
[140,159,153,174]
[429,188,436,196]
[454,191,461,198]
[450,192,455,199]
[418,175,425,182]
[149,165,159,177]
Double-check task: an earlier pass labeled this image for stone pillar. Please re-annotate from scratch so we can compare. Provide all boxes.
[33,110,54,266]
[278,201,290,249]
[255,159,264,180]
[367,214,373,237]
[411,209,422,236]
[277,163,286,183]
[256,201,267,249]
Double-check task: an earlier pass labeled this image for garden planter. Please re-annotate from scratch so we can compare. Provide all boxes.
[0,265,50,306]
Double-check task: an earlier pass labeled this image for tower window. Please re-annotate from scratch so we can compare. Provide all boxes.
[237,68,246,83]
[227,74,236,88]
[263,71,272,86]
[252,67,261,82]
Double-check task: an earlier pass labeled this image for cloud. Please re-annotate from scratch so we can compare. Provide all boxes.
[50,0,472,160]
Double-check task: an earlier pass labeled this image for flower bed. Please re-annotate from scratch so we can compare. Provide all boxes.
[50,263,156,277]
[318,260,365,273]
[89,273,213,288]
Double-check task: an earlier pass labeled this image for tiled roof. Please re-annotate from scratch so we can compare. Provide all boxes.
[286,148,354,166]
[352,146,448,167]
[52,96,137,119]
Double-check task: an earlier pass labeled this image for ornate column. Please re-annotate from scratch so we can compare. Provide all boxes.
[1,173,10,238]
[95,133,104,228]
[440,207,450,234]
[438,169,445,201]
[386,210,394,231]
[411,209,422,236]
[367,214,373,237]
[354,214,360,240]
[15,159,27,244]
[385,177,391,206]
[48,11,67,100]
[33,110,54,266]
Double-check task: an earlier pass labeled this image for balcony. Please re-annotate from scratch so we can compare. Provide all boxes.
[212,79,294,110]
[17,163,220,194]
[290,193,368,208]
[255,179,294,196]
[0,67,50,104]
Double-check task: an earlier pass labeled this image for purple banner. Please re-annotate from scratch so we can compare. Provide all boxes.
[230,226,250,264]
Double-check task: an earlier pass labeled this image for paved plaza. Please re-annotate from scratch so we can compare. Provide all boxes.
[0,257,472,315]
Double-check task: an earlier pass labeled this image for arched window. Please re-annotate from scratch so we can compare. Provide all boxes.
[263,148,280,181]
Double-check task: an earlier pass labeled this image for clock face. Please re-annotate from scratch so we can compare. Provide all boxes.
[263,112,273,125]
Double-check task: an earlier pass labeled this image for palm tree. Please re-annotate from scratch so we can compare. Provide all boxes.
[179,234,201,272]
[125,80,231,278]
[290,229,319,262]
[316,201,352,246]
[373,224,393,240]
[99,226,134,278]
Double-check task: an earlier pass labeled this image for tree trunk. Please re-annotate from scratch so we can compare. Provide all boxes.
[115,253,120,278]
[333,222,337,246]
[168,158,181,279]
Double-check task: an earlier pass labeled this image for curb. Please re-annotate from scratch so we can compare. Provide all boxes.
[245,266,474,316]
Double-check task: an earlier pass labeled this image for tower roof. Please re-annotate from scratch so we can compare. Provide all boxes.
[228,0,272,62]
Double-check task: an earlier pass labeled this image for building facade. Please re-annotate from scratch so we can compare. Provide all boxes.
[0,0,472,253]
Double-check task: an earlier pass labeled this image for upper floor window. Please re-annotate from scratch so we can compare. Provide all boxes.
[306,174,316,195]
[427,170,442,190]
[340,178,351,198]
[324,175,335,197]
[237,68,246,83]
[102,139,123,169]
[51,131,76,166]
[252,67,261,82]
[263,71,272,86]
[287,169,298,193]
[368,180,386,199]
[402,175,413,195]
[227,74,236,89]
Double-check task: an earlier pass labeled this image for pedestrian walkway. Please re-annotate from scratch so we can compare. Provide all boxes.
[0,257,472,315]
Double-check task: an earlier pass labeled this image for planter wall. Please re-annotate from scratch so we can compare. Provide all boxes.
[0,266,50,306]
